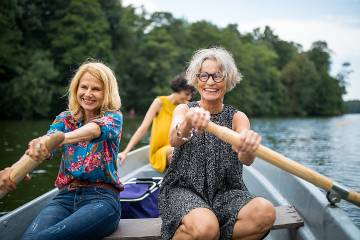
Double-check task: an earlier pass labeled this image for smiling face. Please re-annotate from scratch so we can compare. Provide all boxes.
[197,59,226,103]
[76,72,105,118]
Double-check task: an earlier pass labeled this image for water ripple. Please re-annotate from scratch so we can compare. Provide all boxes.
[253,114,360,228]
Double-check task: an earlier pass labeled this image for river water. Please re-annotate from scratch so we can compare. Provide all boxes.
[1,114,359,229]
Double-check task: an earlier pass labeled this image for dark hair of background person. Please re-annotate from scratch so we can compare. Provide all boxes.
[170,73,196,95]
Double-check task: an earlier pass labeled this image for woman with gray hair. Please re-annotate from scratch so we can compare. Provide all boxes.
[159,47,275,240]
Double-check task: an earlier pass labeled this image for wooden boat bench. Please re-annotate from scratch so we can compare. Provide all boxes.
[104,205,304,240]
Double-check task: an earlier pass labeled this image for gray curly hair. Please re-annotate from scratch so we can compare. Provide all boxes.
[185,47,242,92]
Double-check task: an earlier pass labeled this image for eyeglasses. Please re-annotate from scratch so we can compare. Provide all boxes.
[196,72,224,83]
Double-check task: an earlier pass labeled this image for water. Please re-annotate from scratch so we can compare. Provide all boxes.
[0,114,359,229]
[251,114,360,229]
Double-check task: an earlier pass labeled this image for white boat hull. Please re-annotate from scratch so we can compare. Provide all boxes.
[1,145,359,239]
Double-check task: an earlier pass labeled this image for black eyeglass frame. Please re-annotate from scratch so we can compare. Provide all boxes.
[196,72,225,83]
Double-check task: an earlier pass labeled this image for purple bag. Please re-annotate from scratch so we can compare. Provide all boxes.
[119,177,162,219]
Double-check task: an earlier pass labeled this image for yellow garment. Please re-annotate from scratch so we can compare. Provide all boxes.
[149,96,176,172]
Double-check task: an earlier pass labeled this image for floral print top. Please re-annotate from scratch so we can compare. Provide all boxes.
[47,111,123,190]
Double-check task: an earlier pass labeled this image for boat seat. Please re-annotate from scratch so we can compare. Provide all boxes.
[104,205,304,240]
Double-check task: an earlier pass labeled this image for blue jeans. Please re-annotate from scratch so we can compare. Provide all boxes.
[22,187,121,240]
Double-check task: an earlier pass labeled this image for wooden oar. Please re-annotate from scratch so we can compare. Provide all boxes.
[206,121,360,207]
[0,132,65,199]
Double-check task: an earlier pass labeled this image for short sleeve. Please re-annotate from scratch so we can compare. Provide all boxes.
[45,111,69,159]
[47,111,67,135]
[91,111,123,143]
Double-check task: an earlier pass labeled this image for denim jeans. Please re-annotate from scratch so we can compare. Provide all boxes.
[22,187,121,240]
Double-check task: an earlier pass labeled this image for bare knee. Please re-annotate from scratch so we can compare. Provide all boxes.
[249,198,276,233]
[179,209,220,240]
[184,221,219,240]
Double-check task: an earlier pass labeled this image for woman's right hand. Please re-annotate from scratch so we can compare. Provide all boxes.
[117,151,128,165]
[185,107,210,133]
[25,136,50,161]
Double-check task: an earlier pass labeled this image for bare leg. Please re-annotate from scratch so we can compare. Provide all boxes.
[173,208,220,240]
[232,197,275,240]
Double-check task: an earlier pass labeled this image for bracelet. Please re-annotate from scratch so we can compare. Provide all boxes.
[175,123,194,141]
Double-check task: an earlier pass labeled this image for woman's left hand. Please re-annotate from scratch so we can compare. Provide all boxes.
[185,107,211,133]
[232,129,261,165]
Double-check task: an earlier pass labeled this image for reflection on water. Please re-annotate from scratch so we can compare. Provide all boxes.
[252,114,360,228]
[0,114,359,229]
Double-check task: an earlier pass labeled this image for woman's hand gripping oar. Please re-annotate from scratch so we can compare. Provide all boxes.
[0,132,65,199]
[206,121,360,207]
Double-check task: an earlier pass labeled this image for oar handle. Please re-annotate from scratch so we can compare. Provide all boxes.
[206,121,360,207]
[0,132,65,199]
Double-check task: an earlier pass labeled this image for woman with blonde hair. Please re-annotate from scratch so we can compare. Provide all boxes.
[21,61,123,240]
[159,47,275,240]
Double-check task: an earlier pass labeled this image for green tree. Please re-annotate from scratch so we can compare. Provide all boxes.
[260,26,300,69]
[336,62,352,95]
[3,51,59,119]
[0,0,25,97]
[186,21,222,50]
[281,54,320,115]
[0,2,347,119]
[306,41,344,115]
[344,100,360,113]
[48,0,112,75]
[307,41,331,72]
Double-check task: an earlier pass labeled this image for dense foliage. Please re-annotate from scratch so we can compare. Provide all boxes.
[344,100,360,113]
[0,0,348,119]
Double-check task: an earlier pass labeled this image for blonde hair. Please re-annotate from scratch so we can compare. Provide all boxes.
[185,47,242,92]
[68,61,121,118]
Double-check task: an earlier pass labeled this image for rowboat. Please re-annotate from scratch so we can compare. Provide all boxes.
[1,145,359,239]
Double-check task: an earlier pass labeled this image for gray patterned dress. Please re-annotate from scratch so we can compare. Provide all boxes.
[159,102,254,240]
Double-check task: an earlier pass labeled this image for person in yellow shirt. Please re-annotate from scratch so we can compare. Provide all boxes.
[118,74,195,172]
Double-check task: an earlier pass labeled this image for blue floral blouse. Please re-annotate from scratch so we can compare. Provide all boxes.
[47,111,123,190]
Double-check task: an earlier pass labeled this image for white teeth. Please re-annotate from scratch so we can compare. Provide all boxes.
[204,88,217,92]
[83,99,95,104]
